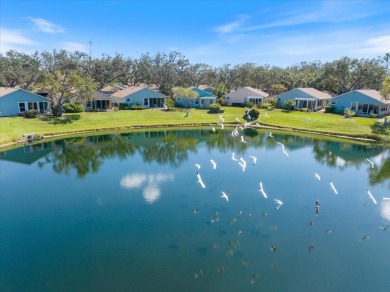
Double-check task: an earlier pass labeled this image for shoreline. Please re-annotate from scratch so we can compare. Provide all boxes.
[0,122,384,150]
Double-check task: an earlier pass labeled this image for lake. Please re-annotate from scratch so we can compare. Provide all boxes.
[1,128,389,291]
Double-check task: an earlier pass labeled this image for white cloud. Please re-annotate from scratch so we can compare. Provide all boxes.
[215,14,251,34]
[29,17,65,33]
[356,35,390,54]
[61,42,88,52]
[120,172,174,204]
[0,28,37,53]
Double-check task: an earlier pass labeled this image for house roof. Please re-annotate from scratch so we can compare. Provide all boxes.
[189,87,217,98]
[198,85,214,91]
[296,88,332,100]
[94,90,114,100]
[227,87,269,98]
[355,89,389,103]
[0,87,19,97]
[0,87,50,100]
[112,86,166,99]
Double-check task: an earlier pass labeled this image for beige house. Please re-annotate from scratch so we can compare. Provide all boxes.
[225,87,269,106]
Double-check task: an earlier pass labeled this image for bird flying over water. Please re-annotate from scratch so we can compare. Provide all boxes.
[274,199,283,210]
[259,181,267,199]
[276,141,285,150]
[314,172,321,181]
[240,136,247,143]
[367,190,377,205]
[197,173,206,188]
[210,159,217,169]
[330,181,338,195]
[366,158,374,169]
[231,152,239,161]
[194,164,201,170]
[221,191,229,202]
[249,156,257,165]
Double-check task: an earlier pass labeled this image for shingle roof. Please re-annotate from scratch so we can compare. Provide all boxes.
[227,87,269,98]
[355,89,388,102]
[111,86,146,98]
[0,87,19,97]
[297,88,332,100]
[198,85,214,90]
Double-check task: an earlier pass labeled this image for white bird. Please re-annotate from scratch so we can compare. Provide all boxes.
[240,136,247,143]
[236,116,240,122]
[255,122,261,127]
[221,191,229,202]
[194,163,201,170]
[259,181,267,199]
[274,199,283,210]
[197,173,206,188]
[238,161,246,172]
[276,142,285,150]
[366,159,374,169]
[231,152,239,161]
[210,159,217,169]
[239,126,244,131]
[239,157,247,168]
[367,190,377,205]
[249,155,257,165]
[383,197,390,201]
[265,111,270,118]
[212,127,216,133]
[221,123,224,129]
[330,181,338,195]
[314,172,321,181]
[281,149,289,158]
[219,114,223,120]
[269,132,273,138]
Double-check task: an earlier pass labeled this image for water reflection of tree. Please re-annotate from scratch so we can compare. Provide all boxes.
[369,157,390,186]
[39,135,137,177]
[139,131,198,167]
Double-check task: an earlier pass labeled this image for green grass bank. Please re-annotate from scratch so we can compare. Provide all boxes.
[1,107,389,148]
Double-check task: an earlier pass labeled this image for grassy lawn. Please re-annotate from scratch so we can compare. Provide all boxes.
[0,107,388,147]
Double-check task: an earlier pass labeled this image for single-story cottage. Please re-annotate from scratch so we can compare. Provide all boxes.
[0,87,51,117]
[175,87,217,109]
[85,91,115,111]
[276,88,331,111]
[330,89,390,117]
[112,86,166,108]
[225,87,269,106]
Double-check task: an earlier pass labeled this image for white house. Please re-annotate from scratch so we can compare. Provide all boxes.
[225,87,269,106]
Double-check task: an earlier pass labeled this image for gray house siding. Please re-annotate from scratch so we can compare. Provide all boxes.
[276,88,329,111]
[331,91,390,117]
[114,88,166,109]
[0,89,51,117]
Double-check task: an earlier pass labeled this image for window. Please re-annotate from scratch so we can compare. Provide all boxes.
[331,100,336,105]
[19,102,26,112]
[381,106,388,111]
[351,102,357,111]
[226,96,230,100]
[126,98,131,102]
[28,102,38,110]
[144,98,149,106]
[317,100,323,107]
[195,100,199,105]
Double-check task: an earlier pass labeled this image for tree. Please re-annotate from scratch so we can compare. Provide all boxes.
[380,76,390,100]
[40,70,96,117]
[173,87,199,108]
[283,99,295,111]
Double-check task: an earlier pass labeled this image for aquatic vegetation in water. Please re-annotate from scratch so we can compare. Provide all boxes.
[229,217,237,226]
[360,235,370,241]
[250,273,259,284]
[241,259,250,268]
[324,229,332,234]
[217,266,225,273]
[308,243,315,253]
[270,225,277,231]
[193,269,203,279]
[270,264,278,270]
[270,245,278,253]
[192,208,199,215]
[226,247,234,257]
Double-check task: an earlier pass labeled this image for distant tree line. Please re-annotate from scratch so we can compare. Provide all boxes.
[1,49,389,116]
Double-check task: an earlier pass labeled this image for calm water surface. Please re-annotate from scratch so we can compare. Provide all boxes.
[1,128,389,291]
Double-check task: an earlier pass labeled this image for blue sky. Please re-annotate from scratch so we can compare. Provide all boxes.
[1,0,390,67]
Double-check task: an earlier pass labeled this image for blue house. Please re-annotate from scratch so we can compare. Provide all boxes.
[330,89,390,117]
[0,87,51,117]
[175,87,217,109]
[112,86,166,108]
[276,88,332,111]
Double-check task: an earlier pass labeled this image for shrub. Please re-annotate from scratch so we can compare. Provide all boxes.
[130,103,144,110]
[344,108,356,118]
[63,102,84,113]
[164,98,175,110]
[243,101,254,108]
[217,97,227,106]
[261,102,270,109]
[324,104,334,113]
[119,103,128,110]
[283,99,295,111]
[248,108,260,120]
[25,109,38,118]
[267,97,278,108]
[300,108,308,112]
[112,106,119,112]
[209,103,221,113]
[369,113,377,118]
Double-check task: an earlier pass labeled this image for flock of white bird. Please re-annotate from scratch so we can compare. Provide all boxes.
[195,114,383,208]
